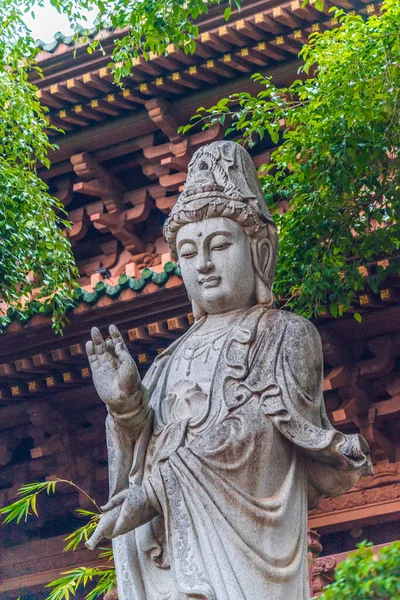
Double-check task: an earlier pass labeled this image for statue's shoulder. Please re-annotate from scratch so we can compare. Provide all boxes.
[258,308,320,341]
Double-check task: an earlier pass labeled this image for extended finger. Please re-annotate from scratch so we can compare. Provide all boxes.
[109,325,130,360]
[91,327,106,355]
[85,341,98,364]
[105,338,117,357]
[109,324,126,346]
[101,489,128,511]
[86,524,105,550]
[86,507,121,549]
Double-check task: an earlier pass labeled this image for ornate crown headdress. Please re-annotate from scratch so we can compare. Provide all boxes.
[164,141,276,259]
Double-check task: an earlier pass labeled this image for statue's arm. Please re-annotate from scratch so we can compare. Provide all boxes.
[257,314,372,500]
[107,383,152,440]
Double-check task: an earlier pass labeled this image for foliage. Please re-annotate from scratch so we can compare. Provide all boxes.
[317,541,400,599]
[0,478,100,525]
[0,0,79,334]
[0,478,116,599]
[0,480,59,524]
[64,509,100,551]
[45,562,115,600]
[31,0,241,71]
[1,0,238,332]
[183,0,400,319]
[4,0,400,324]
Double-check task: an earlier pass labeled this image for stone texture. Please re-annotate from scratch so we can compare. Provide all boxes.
[86,141,372,600]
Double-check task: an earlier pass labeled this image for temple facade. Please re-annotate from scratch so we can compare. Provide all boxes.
[1,0,400,597]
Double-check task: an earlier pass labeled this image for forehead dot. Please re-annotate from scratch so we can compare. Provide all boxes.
[197,231,203,237]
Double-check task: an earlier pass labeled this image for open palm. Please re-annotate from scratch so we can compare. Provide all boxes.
[86,325,140,411]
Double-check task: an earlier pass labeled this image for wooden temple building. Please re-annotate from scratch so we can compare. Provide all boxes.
[1,0,399,597]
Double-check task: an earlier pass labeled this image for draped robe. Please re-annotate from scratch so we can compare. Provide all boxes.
[106,306,372,600]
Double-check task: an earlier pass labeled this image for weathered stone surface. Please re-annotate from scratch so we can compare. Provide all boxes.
[86,141,372,600]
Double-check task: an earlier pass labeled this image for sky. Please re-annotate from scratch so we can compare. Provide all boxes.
[23,0,98,43]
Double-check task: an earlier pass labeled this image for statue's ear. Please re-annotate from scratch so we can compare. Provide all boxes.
[251,237,273,284]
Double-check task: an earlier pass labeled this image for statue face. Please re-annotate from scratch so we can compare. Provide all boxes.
[176,217,256,315]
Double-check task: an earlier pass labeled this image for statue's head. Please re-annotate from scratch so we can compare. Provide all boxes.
[164,141,278,317]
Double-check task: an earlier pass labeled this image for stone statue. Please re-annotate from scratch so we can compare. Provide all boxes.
[85,141,372,600]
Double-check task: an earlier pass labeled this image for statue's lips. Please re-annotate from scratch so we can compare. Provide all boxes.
[199,276,221,288]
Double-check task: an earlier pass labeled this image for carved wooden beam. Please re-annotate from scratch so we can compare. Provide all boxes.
[0,431,19,466]
[78,185,155,255]
[159,171,187,191]
[148,185,178,213]
[0,363,21,381]
[69,343,87,361]
[167,316,190,332]
[140,161,170,180]
[323,366,352,392]
[145,97,181,143]
[66,207,90,246]
[27,401,67,433]
[330,366,373,428]
[128,327,152,343]
[356,406,399,462]
[30,432,71,460]
[309,461,400,532]
[320,330,352,367]
[77,240,119,278]
[160,154,190,172]
[52,174,74,207]
[123,189,154,223]
[71,152,125,212]
[310,556,336,596]
[359,335,396,380]
[89,210,145,255]
[147,321,178,340]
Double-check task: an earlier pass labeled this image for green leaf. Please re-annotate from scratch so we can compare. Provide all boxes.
[1,479,100,526]
[178,0,400,320]
[318,541,400,598]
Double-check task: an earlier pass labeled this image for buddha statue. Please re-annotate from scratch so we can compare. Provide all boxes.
[85,141,372,600]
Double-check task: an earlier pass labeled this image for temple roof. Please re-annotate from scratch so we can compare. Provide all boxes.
[3,263,182,331]
[32,0,379,136]
[36,27,100,54]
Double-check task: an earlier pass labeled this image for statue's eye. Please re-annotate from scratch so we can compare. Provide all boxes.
[211,242,230,252]
[198,161,208,170]
[180,250,197,259]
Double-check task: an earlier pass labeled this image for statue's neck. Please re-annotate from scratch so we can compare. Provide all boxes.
[198,306,250,333]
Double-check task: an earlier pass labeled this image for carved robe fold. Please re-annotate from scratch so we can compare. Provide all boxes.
[106,306,372,600]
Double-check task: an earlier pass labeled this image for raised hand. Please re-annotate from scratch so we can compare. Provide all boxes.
[86,325,141,413]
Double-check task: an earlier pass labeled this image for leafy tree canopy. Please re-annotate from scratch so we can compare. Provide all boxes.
[0,0,226,332]
[2,0,400,329]
[1,0,80,333]
[183,0,400,319]
[317,541,400,599]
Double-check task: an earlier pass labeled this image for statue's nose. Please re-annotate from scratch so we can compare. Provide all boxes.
[197,256,213,273]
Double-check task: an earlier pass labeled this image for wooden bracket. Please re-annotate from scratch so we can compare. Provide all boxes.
[66,207,90,246]
[145,97,181,143]
[356,407,399,462]
[71,152,125,212]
